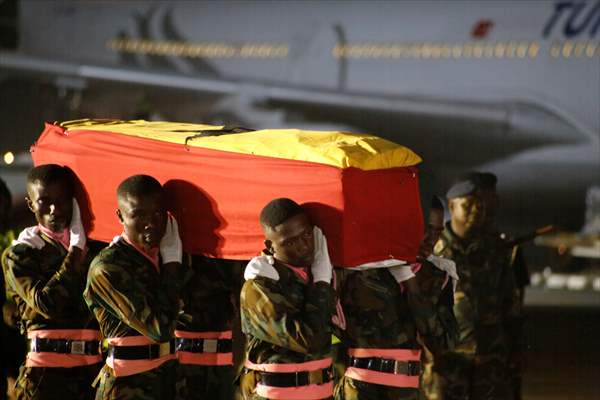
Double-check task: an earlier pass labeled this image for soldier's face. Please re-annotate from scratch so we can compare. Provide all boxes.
[264,213,314,267]
[26,179,72,232]
[419,208,444,259]
[117,192,167,249]
[449,195,485,232]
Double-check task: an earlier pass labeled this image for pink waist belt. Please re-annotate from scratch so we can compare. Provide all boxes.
[245,357,333,400]
[106,336,176,377]
[174,330,233,366]
[345,348,422,388]
[26,329,102,368]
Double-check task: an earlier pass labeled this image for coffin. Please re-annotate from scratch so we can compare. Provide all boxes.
[31,119,423,267]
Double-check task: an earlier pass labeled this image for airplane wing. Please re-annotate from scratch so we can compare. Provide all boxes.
[0,51,586,170]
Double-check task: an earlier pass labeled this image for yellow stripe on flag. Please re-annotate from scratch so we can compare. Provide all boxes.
[60,119,421,170]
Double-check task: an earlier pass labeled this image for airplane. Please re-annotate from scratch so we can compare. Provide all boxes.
[0,0,599,234]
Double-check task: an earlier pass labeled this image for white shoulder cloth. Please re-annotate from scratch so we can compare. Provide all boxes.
[428,254,459,291]
[12,226,44,249]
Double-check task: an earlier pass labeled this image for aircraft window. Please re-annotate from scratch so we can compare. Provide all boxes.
[332,41,599,60]
[105,38,599,61]
[106,39,289,59]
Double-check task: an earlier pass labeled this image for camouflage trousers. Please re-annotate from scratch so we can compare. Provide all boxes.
[419,347,441,400]
[331,342,348,389]
[94,361,177,400]
[436,354,513,400]
[175,364,234,400]
[13,363,100,400]
[334,376,419,400]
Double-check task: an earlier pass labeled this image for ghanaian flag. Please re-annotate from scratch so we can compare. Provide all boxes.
[32,119,423,267]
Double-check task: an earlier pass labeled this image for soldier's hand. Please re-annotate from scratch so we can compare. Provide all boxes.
[69,198,87,250]
[311,226,333,283]
[160,214,183,264]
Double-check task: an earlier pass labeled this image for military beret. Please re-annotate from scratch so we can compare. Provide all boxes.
[446,178,477,199]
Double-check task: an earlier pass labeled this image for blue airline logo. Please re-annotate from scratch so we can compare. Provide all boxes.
[543,1,600,37]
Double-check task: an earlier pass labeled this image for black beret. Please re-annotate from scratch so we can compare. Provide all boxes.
[446,179,477,199]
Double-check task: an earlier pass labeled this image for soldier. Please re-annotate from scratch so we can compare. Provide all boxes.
[175,256,244,400]
[433,177,521,399]
[3,164,103,400]
[1,177,16,397]
[472,172,527,400]
[417,196,459,400]
[84,175,185,400]
[333,246,448,399]
[239,198,336,400]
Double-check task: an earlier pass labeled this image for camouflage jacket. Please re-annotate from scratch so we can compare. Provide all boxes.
[0,229,15,304]
[488,227,530,291]
[415,259,458,351]
[84,237,184,342]
[2,231,101,333]
[178,255,244,332]
[434,223,520,359]
[335,267,446,351]
[240,261,335,364]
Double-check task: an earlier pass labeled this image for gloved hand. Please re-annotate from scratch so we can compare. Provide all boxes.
[311,226,333,283]
[244,255,279,281]
[69,198,86,250]
[160,214,182,264]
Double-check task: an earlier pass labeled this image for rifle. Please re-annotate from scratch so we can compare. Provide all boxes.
[504,225,555,247]
[503,225,555,267]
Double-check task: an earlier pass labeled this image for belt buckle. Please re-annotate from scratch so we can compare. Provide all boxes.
[70,340,85,355]
[202,339,218,353]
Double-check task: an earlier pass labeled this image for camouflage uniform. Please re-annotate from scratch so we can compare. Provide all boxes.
[239,260,335,400]
[334,267,448,400]
[499,234,528,400]
[432,224,521,400]
[1,229,15,398]
[84,237,184,400]
[417,259,458,400]
[176,256,244,400]
[2,231,103,400]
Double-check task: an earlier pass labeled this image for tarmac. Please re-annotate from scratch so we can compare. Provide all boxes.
[522,305,600,399]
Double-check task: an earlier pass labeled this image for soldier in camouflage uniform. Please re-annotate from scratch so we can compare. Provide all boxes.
[3,165,103,400]
[84,175,185,400]
[333,249,450,400]
[418,197,459,400]
[432,178,521,399]
[1,177,16,398]
[175,256,244,400]
[239,198,336,400]
[471,172,527,400]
